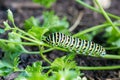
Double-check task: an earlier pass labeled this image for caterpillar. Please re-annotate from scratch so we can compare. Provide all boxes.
[46,32,106,57]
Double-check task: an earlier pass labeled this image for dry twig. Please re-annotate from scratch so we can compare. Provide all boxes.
[69,11,84,32]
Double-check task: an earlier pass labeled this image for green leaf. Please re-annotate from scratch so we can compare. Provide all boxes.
[24,16,40,31]
[42,11,69,33]
[28,26,48,40]
[24,11,70,34]
[15,62,48,80]
[0,60,14,76]
[6,32,24,53]
[7,9,14,23]
[0,67,13,76]
[51,56,77,71]
[25,61,42,73]
[49,69,79,80]
[33,0,56,8]
[0,32,24,76]
[104,27,120,47]
[0,60,12,68]
[1,32,24,65]
[112,38,120,47]
[0,41,8,52]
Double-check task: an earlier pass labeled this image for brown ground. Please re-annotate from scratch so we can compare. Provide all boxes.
[0,0,120,80]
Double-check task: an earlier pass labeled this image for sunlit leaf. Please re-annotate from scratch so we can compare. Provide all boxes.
[28,26,48,40]
[24,16,40,31]
[33,0,56,8]
[42,11,69,34]
[51,56,77,71]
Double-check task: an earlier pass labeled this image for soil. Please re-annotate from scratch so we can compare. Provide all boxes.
[0,0,120,80]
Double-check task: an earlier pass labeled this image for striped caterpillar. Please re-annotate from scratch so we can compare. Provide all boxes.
[46,32,106,57]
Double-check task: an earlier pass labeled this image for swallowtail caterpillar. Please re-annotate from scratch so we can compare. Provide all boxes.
[46,32,106,57]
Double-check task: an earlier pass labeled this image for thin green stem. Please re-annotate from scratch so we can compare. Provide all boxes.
[13,22,17,28]
[3,30,120,60]
[43,48,55,53]
[103,54,120,59]
[0,33,67,53]
[23,48,55,54]
[13,32,43,45]
[73,23,108,37]
[35,65,120,70]
[46,69,52,76]
[23,51,39,54]
[73,23,120,37]
[76,0,120,20]
[105,47,120,50]
[14,32,69,52]
[43,66,50,69]
[0,39,37,45]
[77,65,120,70]
[15,27,38,41]
[1,36,120,60]
[39,46,52,64]
[54,47,68,52]
[94,0,120,35]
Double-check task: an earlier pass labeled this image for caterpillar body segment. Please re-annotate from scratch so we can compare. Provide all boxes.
[46,32,106,57]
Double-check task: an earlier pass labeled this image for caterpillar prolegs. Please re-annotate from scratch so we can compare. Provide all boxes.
[46,32,106,57]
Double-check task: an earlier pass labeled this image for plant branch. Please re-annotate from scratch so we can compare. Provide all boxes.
[23,48,55,54]
[73,23,108,37]
[94,0,120,35]
[13,32,44,45]
[2,31,120,60]
[105,47,120,50]
[39,46,52,64]
[73,23,120,37]
[76,0,120,20]
[69,11,84,32]
[15,27,39,41]
[0,39,37,45]
[78,65,120,70]
[102,54,120,59]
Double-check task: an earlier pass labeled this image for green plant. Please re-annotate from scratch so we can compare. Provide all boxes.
[75,0,120,54]
[0,0,120,79]
[33,0,56,8]
[15,57,85,80]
